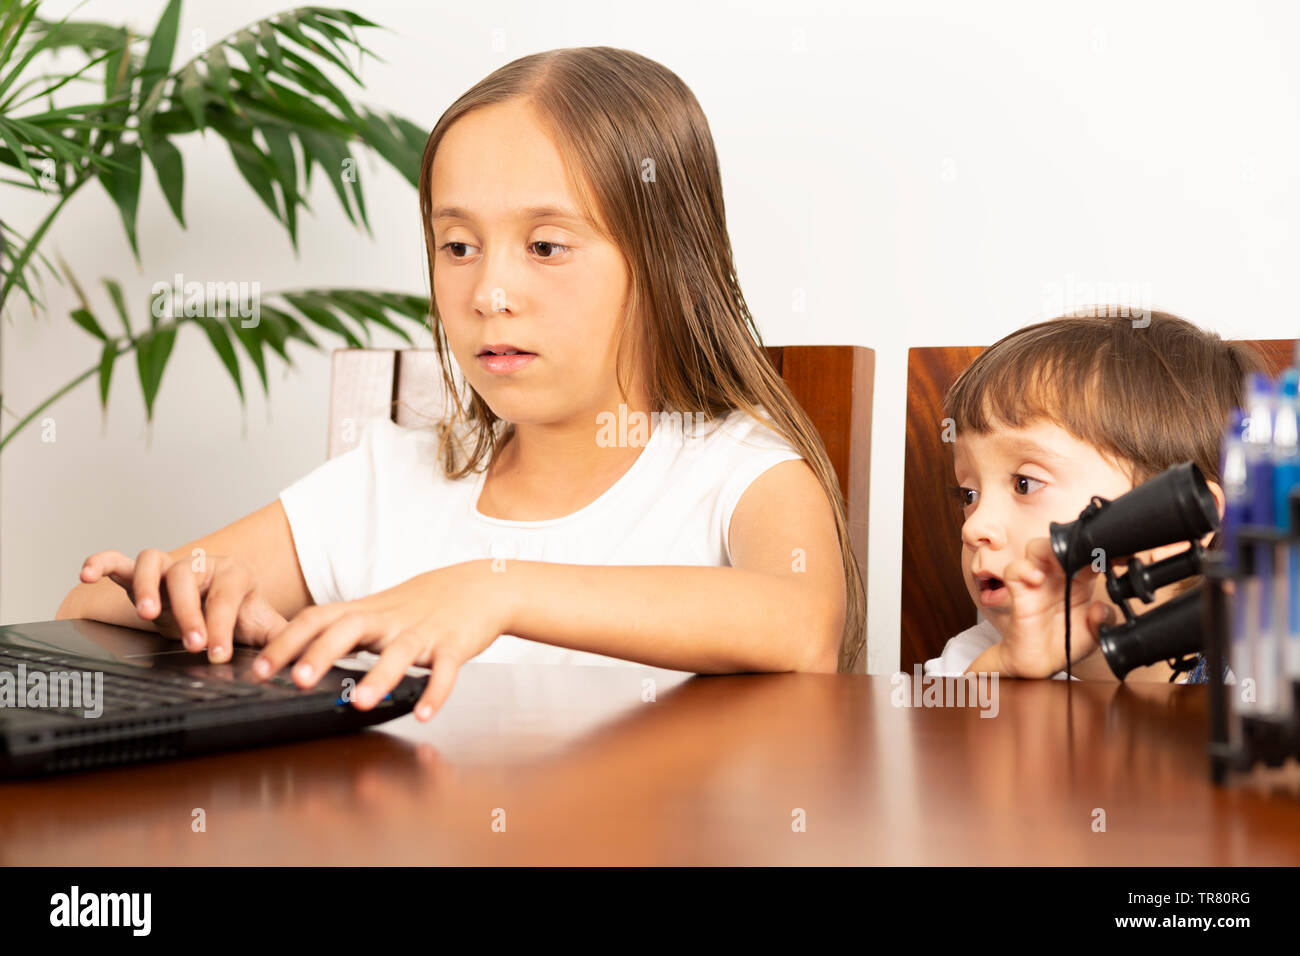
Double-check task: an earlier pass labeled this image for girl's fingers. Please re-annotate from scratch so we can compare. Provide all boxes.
[80,550,131,584]
[253,606,345,681]
[163,561,207,652]
[81,551,138,599]
[131,548,169,619]
[291,613,375,690]
[354,632,426,710]
[414,656,461,722]
[201,563,252,663]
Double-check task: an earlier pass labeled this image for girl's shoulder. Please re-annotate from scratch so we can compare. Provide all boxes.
[671,404,800,457]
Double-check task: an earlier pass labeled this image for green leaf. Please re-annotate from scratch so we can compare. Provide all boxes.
[103,33,132,100]
[330,289,415,345]
[0,1,44,103]
[96,141,142,261]
[102,278,132,335]
[392,114,429,155]
[251,306,292,363]
[229,81,352,137]
[205,44,236,113]
[135,326,178,421]
[274,12,361,86]
[97,339,117,410]
[24,18,128,54]
[358,107,418,188]
[194,314,244,404]
[258,20,283,74]
[209,112,281,225]
[306,7,383,29]
[296,128,354,224]
[283,292,364,348]
[232,29,271,94]
[302,10,383,65]
[0,116,41,186]
[260,302,319,349]
[69,306,107,340]
[260,124,299,247]
[142,131,184,228]
[1,46,115,113]
[138,0,181,103]
[270,47,364,127]
[227,317,269,398]
[177,62,205,132]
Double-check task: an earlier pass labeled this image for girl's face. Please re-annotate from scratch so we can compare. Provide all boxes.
[428,98,639,429]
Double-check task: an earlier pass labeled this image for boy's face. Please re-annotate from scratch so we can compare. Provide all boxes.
[952,419,1135,634]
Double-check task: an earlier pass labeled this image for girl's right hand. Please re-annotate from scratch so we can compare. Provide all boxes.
[79,549,289,662]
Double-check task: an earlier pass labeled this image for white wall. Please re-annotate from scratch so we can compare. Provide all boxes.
[4,0,1297,675]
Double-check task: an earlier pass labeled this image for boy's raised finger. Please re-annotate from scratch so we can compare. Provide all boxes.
[1003,556,1046,589]
[1024,537,1061,574]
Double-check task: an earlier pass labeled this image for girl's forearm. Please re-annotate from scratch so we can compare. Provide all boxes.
[494,560,841,674]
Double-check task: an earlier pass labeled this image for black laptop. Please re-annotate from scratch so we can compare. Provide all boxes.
[0,618,425,778]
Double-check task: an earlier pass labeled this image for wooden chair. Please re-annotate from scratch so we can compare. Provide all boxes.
[899,338,1297,674]
[328,346,876,672]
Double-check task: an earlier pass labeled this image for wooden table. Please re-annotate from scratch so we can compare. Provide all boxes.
[3,650,1300,865]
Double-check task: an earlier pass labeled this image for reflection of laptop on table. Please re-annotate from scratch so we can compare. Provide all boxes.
[0,619,423,778]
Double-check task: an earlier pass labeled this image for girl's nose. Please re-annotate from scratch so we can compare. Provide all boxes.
[474,282,514,316]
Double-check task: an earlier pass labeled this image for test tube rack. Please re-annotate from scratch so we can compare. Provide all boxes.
[1202,498,1300,784]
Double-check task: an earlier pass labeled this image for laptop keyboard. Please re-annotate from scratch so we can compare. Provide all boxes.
[0,644,293,718]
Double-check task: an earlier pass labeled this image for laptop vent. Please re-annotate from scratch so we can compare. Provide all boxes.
[45,716,186,772]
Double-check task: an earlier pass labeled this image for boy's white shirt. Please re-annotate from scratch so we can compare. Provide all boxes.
[923,614,1075,680]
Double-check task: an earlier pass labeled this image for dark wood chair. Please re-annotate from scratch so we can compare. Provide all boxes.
[899,338,1297,674]
[327,346,875,672]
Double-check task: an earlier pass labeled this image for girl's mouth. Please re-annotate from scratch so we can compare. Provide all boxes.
[477,352,537,375]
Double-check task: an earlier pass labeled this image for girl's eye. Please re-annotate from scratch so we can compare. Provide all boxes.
[530,240,571,259]
[438,241,474,259]
[1013,474,1046,496]
[950,485,978,509]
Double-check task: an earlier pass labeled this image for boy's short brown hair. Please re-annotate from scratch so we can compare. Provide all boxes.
[944,310,1271,488]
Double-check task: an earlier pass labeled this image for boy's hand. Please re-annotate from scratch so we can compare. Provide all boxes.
[991,538,1116,678]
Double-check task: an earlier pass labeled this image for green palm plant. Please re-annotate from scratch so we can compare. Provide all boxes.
[0,0,434,453]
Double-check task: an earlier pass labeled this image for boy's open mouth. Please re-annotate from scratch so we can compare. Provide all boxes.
[976,572,1008,608]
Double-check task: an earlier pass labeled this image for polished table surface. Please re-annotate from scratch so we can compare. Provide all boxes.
[3,621,1300,865]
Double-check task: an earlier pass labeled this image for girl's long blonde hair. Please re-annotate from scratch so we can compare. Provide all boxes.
[416,46,866,672]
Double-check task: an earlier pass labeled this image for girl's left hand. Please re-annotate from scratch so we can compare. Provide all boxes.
[251,559,511,721]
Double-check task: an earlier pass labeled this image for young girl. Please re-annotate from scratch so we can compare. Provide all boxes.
[60,47,866,720]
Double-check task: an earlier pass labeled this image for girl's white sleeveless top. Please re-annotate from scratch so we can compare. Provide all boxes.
[278,406,803,668]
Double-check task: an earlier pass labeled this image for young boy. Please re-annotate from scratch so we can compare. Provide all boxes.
[923,310,1268,682]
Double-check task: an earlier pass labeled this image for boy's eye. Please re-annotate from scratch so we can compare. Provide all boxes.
[949,485,978,508]
[1013,474,1046,496]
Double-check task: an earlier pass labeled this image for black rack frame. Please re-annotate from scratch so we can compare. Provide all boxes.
[1202,497,1300,784]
